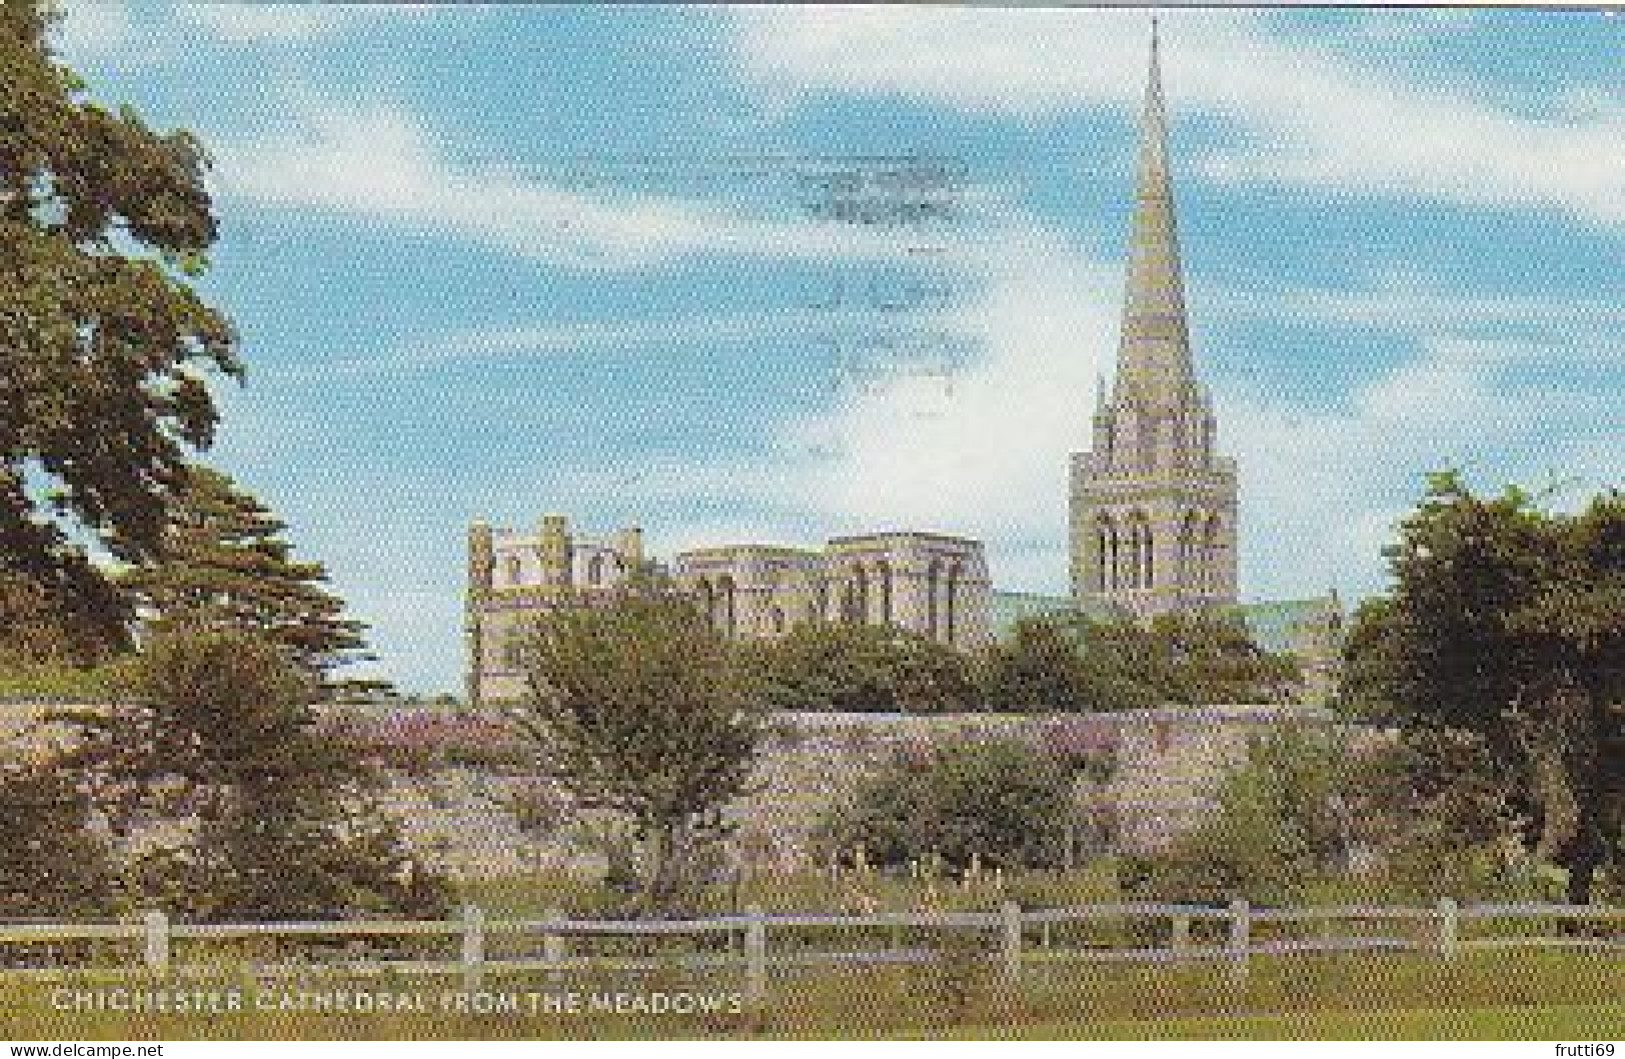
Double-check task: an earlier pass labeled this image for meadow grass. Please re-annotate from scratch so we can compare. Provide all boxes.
[1,948,1616,1040]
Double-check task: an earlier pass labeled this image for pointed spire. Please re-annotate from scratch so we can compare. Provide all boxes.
[1113,19,1197,410]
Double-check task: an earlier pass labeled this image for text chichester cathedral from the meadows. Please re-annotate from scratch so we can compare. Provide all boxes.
[464,29,1341,706]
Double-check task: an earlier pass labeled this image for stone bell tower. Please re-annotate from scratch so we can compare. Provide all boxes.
[1069,22,1238,620]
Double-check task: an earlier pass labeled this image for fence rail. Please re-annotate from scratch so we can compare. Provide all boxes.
[3,900,1620,1000]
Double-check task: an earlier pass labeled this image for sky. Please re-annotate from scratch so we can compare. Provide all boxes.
[51,4,1624,694]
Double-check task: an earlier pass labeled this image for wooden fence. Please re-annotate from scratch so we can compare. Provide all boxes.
[2,901,1620,1004]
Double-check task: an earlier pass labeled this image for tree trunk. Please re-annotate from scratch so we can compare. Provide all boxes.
[1565,855,1595,907]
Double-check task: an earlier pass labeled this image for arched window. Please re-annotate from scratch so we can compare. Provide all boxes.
[1179,511,1202,591]
[875,562,893,625]
[1137,519,1150,587]
[586,553,605,587]
[505,554,523,586]
[925,559,942,639]
[697,578,716,631]
[1095,516,1114,593]
[1108,521,1122,591]
[718,576,737,638]
[1204,515,1223,594]
[840,568,864,625]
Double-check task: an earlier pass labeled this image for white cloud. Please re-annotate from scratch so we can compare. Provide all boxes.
[179,5,354,43]
[1203,274,1625,336]
[55,1,133,54]
[732,8,1625,225]
[176,4,444,44]
[211,101,921,271]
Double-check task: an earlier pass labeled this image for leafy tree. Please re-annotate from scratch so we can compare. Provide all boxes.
[0,760,122,918]
[57,625,444,921]
[743,622,979,714]
[1144,612,1302,706]
[824,740,1073,872]
[1122,724,1354,906]
[514,587,767,912]
[979,617,1091,710]
[1342,473,1624,904]
[119,465,378,693]
[0,571,128,665]
[1346,729,1541,901]
[980,612,1300,713]
[2,0,239,644]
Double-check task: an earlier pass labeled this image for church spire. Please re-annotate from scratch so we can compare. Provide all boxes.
[1113,19,1196,409]
[1069,20,1237,618]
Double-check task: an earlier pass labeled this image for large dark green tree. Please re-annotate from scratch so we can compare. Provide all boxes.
[516,586,767,912]
[1343,473,1624,904]
[824,740,1074,873]
[742,621,980,714]
[2,0,237,646]
[979,612,1300,712]
[59,626,445,921]
[119,465,377,691]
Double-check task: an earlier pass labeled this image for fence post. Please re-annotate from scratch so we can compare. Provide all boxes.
[1000,901,1023,986]
[1171,913,1191,957]
[1227,898,1250,981]
[543,908,567,982]
[143,911,169,976]
[743,904,768,1009]
[461,904,485,992]
[1437,897,1458,961]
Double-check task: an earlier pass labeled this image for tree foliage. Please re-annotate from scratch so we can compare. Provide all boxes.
[741,621,979,714]
[118,465,377,692]
[514,587,767,912]
[0,760,122,918]
[2,0,238,643]
[823,740,1074,873]
[1122,725,1355,907]
[980,612,1301,712]
[1342,472,1625,903]
[56,626,444,921]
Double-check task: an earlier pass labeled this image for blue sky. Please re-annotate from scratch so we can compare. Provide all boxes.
[53,5,1624,693]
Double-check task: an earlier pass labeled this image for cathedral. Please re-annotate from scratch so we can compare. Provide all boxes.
[464,28,1341,707]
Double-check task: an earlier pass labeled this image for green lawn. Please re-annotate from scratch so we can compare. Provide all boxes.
[3,950,1618,1040]
[951,1002,1625,1040]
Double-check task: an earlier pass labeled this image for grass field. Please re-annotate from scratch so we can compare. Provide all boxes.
[949,1002,1625,1040]
[1,949,1617,1040]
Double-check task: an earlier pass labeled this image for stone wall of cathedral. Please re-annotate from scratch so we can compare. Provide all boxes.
[467,520,992,706]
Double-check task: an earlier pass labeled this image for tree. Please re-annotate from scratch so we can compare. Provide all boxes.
[979,618,1090,710]
[743,622,980,714]
[57,626,445,921]
[1144,612,1302,706]
[0,570,128,665]
[0,760,122,918]
[514,588,766,912]
[1342,473,1624,903]
[1122,724,1354,907]
[981,612,1300,713]
[119,465,377,692]
[823,740,1073,873]
[2,0,239,645]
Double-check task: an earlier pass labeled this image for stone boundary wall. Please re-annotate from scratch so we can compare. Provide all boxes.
[3,701,1359,882]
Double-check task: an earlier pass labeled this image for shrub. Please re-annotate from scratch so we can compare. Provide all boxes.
[1121,724,1354,907]
[823,740,1074,872]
